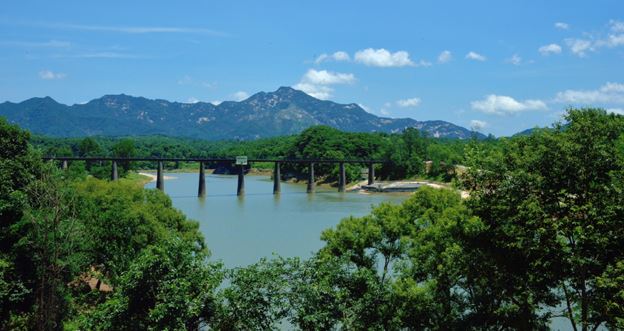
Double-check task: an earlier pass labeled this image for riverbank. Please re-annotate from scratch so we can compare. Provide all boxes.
[348,179,470,198]
[137,172,178,183]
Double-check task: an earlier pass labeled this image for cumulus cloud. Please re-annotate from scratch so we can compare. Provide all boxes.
[294,69,355,99]
[555,22,570,30]
[299,69,355,85]
[554,82,624,104]
[470,120,488,131]
[471,95,547,115]
[506,54,522,65]
[231,91,249,101]
[39,69,66,80]
[465,51,486,61]
[396,97,421,108]
[186,97,200,104]
[354,48,417,67]
[437,50,452,63]
[538,43,562,55]
[315,51,350,64]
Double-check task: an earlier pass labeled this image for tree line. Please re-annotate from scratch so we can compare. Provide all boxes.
[31,126,500,183]
[1,108,623,330]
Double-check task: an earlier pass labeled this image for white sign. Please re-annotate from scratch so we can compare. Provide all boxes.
[236,156,248,165]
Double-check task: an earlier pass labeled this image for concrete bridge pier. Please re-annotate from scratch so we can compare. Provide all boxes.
[307,162,315,193]
[368,163,375,185]
[198,162,206,197]
[273,162,281,194]
[111,161,118,181]
[62,160,68,170]
[237,165,245,196]
[338,162,346,192]
[156,161,164,191]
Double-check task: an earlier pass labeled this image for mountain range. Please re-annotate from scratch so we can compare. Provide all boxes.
[0,86,484,140]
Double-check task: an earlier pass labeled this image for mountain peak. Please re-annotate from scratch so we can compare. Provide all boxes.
[21,96,60,106]
[275,86,295,94]
[0,90,485,139]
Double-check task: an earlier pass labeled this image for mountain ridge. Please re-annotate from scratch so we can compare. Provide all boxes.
[0,87,485,140]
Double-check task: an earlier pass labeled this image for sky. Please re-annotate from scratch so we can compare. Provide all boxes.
[1,0,623,136]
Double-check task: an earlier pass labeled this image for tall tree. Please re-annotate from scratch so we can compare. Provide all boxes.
[463,108,624,330]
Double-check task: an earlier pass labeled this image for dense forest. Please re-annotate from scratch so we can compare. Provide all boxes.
[1,108,623,330]
[31,126,497,184]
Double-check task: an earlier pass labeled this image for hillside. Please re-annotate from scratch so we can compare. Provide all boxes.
[0,87,483,140]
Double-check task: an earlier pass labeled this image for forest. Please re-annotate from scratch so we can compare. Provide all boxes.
[1,108,623,330]
[31,125,498,184]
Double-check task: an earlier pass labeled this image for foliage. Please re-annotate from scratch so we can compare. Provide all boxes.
[82,238,223,330]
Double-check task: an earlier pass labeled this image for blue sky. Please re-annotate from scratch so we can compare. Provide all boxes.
[1,0,623,136]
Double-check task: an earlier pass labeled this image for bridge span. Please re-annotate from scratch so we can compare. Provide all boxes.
[43,157,386,197]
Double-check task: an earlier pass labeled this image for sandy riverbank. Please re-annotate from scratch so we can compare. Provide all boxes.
[137,172,178,182]
[348,179,470,198]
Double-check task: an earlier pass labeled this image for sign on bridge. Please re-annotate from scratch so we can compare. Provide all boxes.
[235,156,248,165]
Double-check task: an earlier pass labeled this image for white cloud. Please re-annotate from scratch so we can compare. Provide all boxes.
[465,51,486,61]
[506,54,522,65]
[186,97,199,104]
[28,21,227,36]
[210,100,222,106]
[299,69,355,85]
[555,22,570,30]
[380,108,390,116]
[315,51,350,64]
[437,50,452,63]
[471,95,547,115]
[470,120,487,131]
[0,39,71,48]
[603,34,624,47]
[396,97,421,108]
[564,21,624,57]
[354,48,418,67]
[39,69,66,80]
[231,91,249,101]
[610,20,624,33]
[538,43,562,55]
[554,82,624,104]
[566,38,594,57]
[293,69,355,99]
[292,83,333,100]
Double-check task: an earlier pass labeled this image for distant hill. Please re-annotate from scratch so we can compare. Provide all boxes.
[0,87,484,140]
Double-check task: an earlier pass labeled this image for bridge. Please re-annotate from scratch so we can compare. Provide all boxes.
[43,157,386,197]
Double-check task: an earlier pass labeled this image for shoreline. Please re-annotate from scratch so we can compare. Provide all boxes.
[137,172,178,182]
[136,171,468,197]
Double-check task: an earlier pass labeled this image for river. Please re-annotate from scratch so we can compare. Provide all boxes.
[144,173,408,268]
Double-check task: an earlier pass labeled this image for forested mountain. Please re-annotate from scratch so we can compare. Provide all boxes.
[0,87,483,140]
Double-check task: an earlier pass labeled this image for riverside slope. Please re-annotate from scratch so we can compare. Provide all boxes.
[0,86,483,140]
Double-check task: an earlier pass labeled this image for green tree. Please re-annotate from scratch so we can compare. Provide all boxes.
[112,139,135,172]
[214,258,293,330]
[463,108,624,330]
[83,238,223,330]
